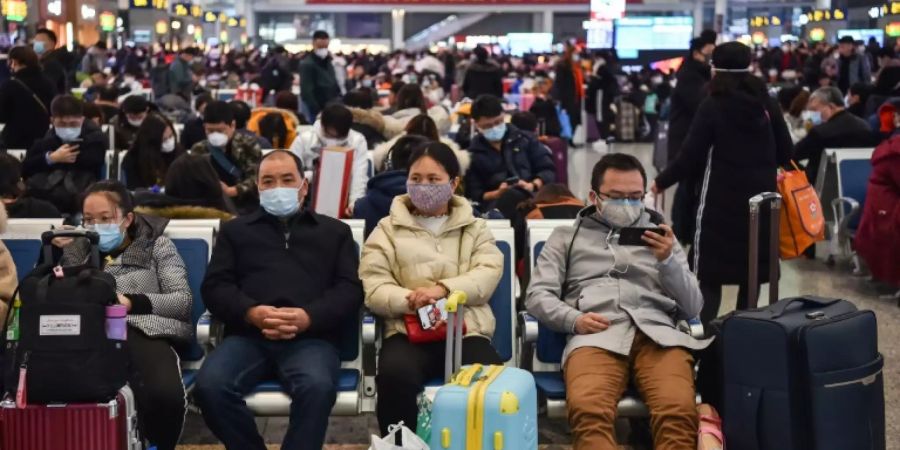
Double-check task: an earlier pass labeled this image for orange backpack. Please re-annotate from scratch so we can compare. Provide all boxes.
[778,161,826,259]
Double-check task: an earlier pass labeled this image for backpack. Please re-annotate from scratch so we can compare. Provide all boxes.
[3,230,127,404]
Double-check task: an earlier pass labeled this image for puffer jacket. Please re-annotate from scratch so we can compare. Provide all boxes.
[382,106,452,139]
[0,203,16,320]
[361,195,503,339]
[61,214,193,342]
[372,133,471,175]
[246,107,302,149]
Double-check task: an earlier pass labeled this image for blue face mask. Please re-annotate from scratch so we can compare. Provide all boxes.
[481,122,507,142]
[56,127,81,142]
[807,110,823,126]
[93,222,125,253]
[260,187,301,217]
[33,41,46,55]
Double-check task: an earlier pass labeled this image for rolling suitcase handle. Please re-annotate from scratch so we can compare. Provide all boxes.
[747,192,781,309]
[40,230,101,268]
[444,291,468,383]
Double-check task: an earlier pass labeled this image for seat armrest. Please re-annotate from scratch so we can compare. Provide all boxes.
[362,310,378,346]
[831,197,860,240]
[519,312,539,344]
[677,318,705,339]
[196,311,225,349]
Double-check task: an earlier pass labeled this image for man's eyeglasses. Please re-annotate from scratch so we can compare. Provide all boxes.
[597,191,645,202]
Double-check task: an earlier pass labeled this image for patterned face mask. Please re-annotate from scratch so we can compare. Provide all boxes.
[407,182,454,215]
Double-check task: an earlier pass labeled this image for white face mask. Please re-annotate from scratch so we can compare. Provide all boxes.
[207,132,229,148]
[314,48,329,59]
[596,197,643,229]
[161,137,176,153]
[127,117,144,128]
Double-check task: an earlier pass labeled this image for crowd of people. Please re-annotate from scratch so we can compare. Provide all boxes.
[0,24,898,450]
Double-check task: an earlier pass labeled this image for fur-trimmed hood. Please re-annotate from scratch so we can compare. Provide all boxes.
[349,107,386,133]
[135,205,234,221]
[382,105,452,139]
[372,133,471,175]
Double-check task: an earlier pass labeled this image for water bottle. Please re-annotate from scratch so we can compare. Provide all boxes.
[5,297,21,341]
[105,304,128,340]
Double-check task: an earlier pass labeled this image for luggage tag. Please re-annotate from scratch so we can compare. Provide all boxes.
[15,352,29,408]
[53,265,64,279]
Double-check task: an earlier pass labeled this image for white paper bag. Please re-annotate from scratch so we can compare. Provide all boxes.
[368,422,429,450]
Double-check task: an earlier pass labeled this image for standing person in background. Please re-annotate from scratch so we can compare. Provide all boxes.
[462,46,503,100]
[652,42,793,325]
[32,28,68,95]
[553,42,583,137]
[259,46,293,103]
[667,37,714,245]
[168,48,195,101]
[0,46,55,151]
[81,41,108,74]
[300,31,341,122]
[836,36,872,95]
[585,54,619,139]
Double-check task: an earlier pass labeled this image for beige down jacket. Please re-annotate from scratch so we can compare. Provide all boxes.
[0,203,17,320]
[360,195,503,339]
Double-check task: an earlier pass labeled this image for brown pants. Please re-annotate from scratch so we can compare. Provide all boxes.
[564,331,698,450]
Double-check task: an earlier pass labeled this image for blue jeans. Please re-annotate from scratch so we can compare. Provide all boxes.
[194,336,340,450]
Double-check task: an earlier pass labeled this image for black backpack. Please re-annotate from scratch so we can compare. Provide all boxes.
[3,230,128,404]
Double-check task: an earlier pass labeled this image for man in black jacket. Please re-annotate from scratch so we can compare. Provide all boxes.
[22,95,105,215]
[794,86,879,184]
[668,37,714,244]
[195,150,363,450]
[299,31,341,121]
[33,28,69,95]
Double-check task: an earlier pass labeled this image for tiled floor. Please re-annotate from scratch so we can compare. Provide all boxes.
[176,143,899,449]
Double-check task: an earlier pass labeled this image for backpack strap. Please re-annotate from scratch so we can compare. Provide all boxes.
[209,146,243,178]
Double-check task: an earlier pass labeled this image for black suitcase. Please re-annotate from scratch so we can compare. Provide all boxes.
[719,192,885,450]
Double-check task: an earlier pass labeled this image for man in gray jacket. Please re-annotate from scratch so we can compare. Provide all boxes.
[526,153,710,450]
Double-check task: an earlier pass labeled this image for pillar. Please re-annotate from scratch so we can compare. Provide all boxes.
[714,0,726,36]
[816,0,831,9]
[391,9,405,51]
[542,10,553,34]
[694,0,704,36]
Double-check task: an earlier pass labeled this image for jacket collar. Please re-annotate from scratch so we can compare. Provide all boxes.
[247,207,319,226]
[388,195,476,233]
[470,124,526,154]
[112,214,169,268]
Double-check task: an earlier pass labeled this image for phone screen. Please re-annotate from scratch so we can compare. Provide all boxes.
[617,227,665,247]
[417,298,448,330]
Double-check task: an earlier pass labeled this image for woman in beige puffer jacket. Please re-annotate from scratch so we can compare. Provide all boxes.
[0,203,18,319]
[360,142,504,436]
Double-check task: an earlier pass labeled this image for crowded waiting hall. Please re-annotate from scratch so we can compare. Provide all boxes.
[0,0,898,449]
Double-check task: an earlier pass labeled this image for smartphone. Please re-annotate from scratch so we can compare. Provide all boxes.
[68,139,83,146]
[503,176,520,185]
[618,227,665,246]
[417,298,448,330]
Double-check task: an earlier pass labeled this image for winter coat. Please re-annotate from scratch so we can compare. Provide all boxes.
[0,203,16,321]
[289,122,370,205]
[352,170,407,238]
[135,203,233,222]
[4,196,61,219]
[40,48,70,95]
[837,54,872,94]
[299,53,341,117]
[525,207,709,366]
[462,61,503,100]
[656,91,792,285]
[61,214,193,342]
[793,110,879,184]
[465,124,557,204]
[382,106,452,140]
[553,60,581,129]
[360,195,503,340]
[372,133,470,175]
[190,131,263,201]
[349,107,387,149]
[168,58,192,99]
[524,198,584,220]
[0,67,55,150]
[247,107,302,149]
[667,58,711,162]
[855,134,900,285]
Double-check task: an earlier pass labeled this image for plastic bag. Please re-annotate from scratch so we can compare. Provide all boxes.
[369,422,429,450]
[415,393,432,442]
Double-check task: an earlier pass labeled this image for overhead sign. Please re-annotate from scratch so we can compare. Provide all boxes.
[100,11,116,31]
[591,0,625,21]
[131,0,168,10]
[801,8,845,23]
[3,0,27,21]
[172,2,191,17]
[750,16,782,27]
[203,11,218,23]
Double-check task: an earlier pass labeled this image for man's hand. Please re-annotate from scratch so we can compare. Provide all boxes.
[50,144,79,164]
[575,312,611,335]
[517,179,536,192]
[642,224,675,262]
[484,182,509,202]
[220,182,238,198]
[51,225,77,248]
[649,181,659,195]
[262,308,311,340]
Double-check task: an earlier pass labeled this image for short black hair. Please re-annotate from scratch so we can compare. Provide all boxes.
[229,100,252,129]
[83,103,104,123]
[511,111,538,133]
[395,84,426,111]
[590,153,647,192]
[312,30,330,41]
[98,85,119,102]
[121,95,149,114]
[409,142,461,180]
[195,93,213,112]
[0,152,22,198]
[471,95,503,120]
[203,100,235,125]
[343,90,374,109]
[320,103,353,137]
[259,150,305,176]
[690,38,710,53]
[83,180,135,215]
[8,46,40,69]
[50,95,84,118]
[35,28,57,44]
[274,91,299,112]
[387,135,429,171]
[390,81,406,95]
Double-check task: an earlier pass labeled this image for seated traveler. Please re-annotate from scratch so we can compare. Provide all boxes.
[373,114,470,175]
[55,181,192,450]
[134,153,236,220]
[22,95,105,215]
[382,84,451,139]
[344,89,387,149]
[111,95,159,150]
[189,100,262,214]
[247,91,303,148]
[94,85,121,125]
[289,103,370,213]
[526,154,709,450]
[195,150,363,450]
[0,152,62,218]
[465,94,556,217]
[230,100,272,149]
[122,114,184,190]
[0,203,16,320]
[360,142,504,436]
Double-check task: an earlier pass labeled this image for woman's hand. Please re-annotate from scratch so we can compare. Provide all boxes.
[117,293,132,312]
[405,285,448,311]
[51,225,77,248]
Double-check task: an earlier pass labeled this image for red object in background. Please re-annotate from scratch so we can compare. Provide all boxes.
[236,85,264,107]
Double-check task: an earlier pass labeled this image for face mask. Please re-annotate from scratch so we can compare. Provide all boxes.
[361,79,373,88]
[314,48,329,59]
[56,126,82,142]
[650,76,663,85]
[481,122,507,142]
[127,117,144,128]
[807,110,823,125]
[33,41,46,55]
[260,186,301,217]
[92,222,125,253]
[161,137,176,153]
[407,182,454,215]
[597,197,643,228]
[207,132,229,148]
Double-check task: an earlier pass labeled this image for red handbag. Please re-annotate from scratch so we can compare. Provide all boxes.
[403,314,466,344]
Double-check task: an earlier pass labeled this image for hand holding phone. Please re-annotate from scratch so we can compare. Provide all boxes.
[417,298,448,330]
[617,227,665,247]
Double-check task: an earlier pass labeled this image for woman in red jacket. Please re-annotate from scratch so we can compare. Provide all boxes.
[855,129,900,288]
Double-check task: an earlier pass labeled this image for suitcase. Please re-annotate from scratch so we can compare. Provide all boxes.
[0,385,141,450]
[541,136,568,186]
[429,292,538,450]
[717,192,885,450]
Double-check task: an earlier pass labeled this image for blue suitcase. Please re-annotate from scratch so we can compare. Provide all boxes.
[428,292,538,450]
